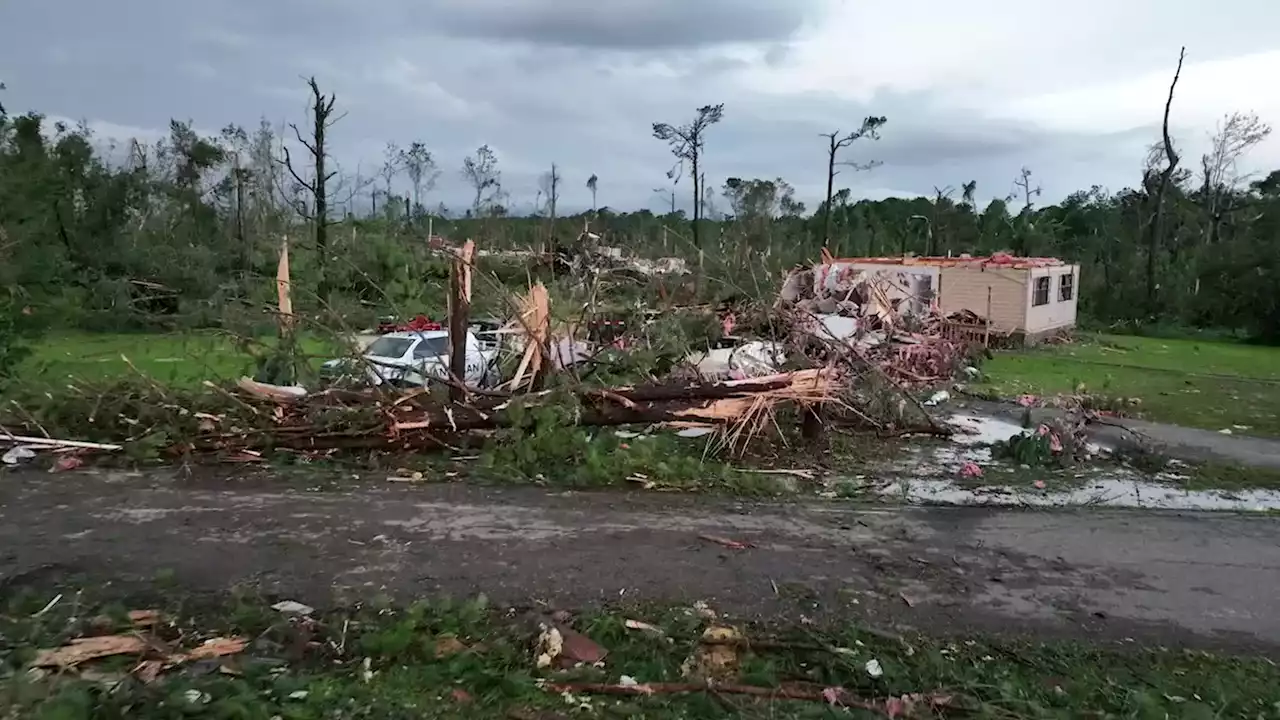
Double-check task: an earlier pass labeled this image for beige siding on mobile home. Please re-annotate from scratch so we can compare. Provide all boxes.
[1024,266,1079,334]
[938,267,1028,332]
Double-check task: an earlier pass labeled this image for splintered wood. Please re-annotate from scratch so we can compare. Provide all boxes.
[276,236,293,331]
[506,283,550,391]
[448,239,476,402]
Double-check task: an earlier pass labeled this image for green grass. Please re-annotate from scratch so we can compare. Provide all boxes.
[976,333,1280,435]
[19,331,344,389]
[2,590,1277,719]
[1181,462,1280,492]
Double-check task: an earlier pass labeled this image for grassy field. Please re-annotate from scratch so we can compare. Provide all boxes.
[17,331,344,389]
[977,334,1280,436]
[3,590,1277,719]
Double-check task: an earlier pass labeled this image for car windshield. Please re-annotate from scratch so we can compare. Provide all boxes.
[412,336,451,359]
[364,337,413,358]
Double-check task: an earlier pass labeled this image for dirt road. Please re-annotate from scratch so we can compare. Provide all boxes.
[2,470,1277,652]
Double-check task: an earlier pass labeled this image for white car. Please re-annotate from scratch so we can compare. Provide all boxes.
[322,330,501,388]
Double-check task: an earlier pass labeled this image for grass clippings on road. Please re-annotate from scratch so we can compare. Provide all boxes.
[2,590,1277,719]
[976,333,1280,435]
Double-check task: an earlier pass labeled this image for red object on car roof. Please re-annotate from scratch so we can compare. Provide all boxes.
[376,314,443,334]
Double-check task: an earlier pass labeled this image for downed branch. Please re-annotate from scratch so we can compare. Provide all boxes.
[32,633,246,672]
[189,369,837,454]
[545,681,954,717]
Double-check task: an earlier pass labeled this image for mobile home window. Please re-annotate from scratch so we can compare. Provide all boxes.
[1032,276,1050,306]
[1058,272,1074,302]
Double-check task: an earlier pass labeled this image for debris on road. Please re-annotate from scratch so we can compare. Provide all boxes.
[697,534,755,550]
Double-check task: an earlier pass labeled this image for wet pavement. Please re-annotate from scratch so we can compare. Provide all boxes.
[1,469,1277,653]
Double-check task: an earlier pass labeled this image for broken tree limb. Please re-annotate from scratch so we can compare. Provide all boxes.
[193,369,836,453]
[448,240,476,403]
[277,236,293,332]
[0,435,123,452]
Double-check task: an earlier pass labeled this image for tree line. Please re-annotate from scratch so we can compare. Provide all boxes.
[2,66,1279,364]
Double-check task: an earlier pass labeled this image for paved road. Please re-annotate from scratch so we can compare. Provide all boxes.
[2,470,1278,652]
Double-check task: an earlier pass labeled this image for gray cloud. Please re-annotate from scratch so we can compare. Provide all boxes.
[422,0,817,49]
[2,0,1275,218]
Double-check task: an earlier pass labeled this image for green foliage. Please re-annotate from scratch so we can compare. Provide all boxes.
[993,429,1057,467]
[0,292,34,388]
[480,395,747,490]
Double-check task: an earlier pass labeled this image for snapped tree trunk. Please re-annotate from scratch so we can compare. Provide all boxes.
[1146,47,1186,312]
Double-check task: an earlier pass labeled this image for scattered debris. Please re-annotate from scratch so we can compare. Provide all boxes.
[865,658,884,678]
[534,624,564,669]
[32,635,148,669]
[2,446,37,465]
[623,619,666,637]
[697,534,755,550]
[682,626,743,681]
[958,462,983,479]
[544,680,952,716]
[50,454,84,472]
[674,426,716,438]
[127,610,163,628]
[271,600,315,616]
[923,390,949,407]
[556,626,608,666]
[434,636,467,658]
[32,632,245,674]
[450,688,473,704]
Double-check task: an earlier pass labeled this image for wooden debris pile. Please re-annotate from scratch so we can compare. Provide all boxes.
[777,256,976,388]
[203,368,839,454]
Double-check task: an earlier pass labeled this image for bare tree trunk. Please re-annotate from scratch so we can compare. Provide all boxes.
[823,136,836,248]
[548,163,559,246]
[282,77,339,298]
[1146,47,1186,312]
[690,152,701,248]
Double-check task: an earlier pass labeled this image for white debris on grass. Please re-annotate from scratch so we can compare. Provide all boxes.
[878,474,1280,512]
[271,600,315,616]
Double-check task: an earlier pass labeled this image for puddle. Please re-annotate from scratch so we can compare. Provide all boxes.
[859,412,1280,512]
[877,474,1280,512]
[946,413,1026,445]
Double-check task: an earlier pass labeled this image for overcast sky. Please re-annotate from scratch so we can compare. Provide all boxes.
[3,0,1279,214]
